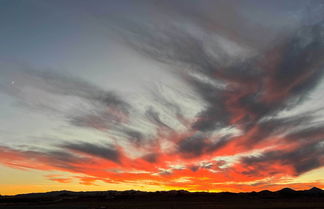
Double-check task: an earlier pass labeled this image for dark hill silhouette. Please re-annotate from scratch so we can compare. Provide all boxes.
[308,187,323,192]
[1,187,323,209]
[277,187,296,197]
[278,187,295,193]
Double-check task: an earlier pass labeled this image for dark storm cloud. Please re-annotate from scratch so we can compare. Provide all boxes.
[62,142,121,163]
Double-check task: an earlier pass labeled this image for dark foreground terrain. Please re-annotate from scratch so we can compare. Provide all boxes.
[1,187,324,209]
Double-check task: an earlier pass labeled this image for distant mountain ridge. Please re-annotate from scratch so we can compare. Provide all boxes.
[1,187,323,200]
[1,187,323,209]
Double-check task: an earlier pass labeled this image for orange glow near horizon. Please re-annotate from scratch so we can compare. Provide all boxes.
[0,143,323,195]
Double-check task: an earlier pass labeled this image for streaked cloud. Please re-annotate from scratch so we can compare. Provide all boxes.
[0,0,324,193]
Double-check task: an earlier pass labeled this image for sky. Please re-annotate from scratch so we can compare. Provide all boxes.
[0,0,324,195]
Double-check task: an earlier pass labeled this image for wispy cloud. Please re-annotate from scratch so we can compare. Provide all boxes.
[0,0,324,192]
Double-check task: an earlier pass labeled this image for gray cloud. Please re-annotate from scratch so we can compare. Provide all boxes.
[120,127,145,145]
[1,65,129,106]
[0,65,135,137]
[145,106,172,129]
[178,133,230,158]
[148,86,185,124]
[0,145,93,172]
[142,153,158,163]
[118,1,324,160]
[241,141,324,176]
[1,0,324,183]
[62,142,121,163]
[2,67,129,109]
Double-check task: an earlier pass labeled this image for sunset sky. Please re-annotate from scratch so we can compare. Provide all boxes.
[1,0,324,195]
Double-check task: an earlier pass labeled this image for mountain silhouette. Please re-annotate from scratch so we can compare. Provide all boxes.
[1,187,323,209]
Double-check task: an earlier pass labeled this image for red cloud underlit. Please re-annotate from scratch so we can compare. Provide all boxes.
[0,128,323,192]
[47,177,73,184]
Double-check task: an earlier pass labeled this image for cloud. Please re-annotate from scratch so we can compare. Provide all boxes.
[241,141,324,176]
[145,106,172,129]
[1,66,129,110]
[118,126,146,145]
[0,145,92,172]
[62,142,121,163]
[119,3,324,149]
[102,0,324,185]
[177,133,230,158]
[47,176,73,184]
[1,0,324,192]
[0,65,136,139]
